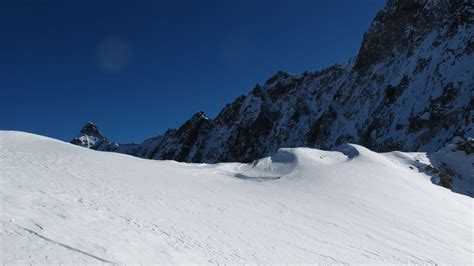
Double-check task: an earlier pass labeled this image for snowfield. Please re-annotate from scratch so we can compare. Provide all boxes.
[1,131,472,264]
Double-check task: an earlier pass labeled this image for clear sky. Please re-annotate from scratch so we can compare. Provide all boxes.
[1,0,385,143]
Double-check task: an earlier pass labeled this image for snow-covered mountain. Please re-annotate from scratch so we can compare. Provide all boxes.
[72,0,473,165]
[70,122,118,150]
[2,131,473,263]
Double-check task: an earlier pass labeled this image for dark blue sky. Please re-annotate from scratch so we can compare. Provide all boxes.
[1,0,385,143]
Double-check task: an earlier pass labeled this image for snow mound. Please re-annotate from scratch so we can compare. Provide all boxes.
[1,131,472,264]
[221,147,358,181]
[232,149,298,180]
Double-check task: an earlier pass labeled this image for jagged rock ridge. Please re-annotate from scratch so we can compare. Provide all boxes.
[71,0,473,163]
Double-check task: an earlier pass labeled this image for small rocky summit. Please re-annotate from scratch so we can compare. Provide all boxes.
[71,122,118,150]
[72,0,473,164]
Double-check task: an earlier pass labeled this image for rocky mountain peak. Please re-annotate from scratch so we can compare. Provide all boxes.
[190,111,209,122]
[177,112,210,131]
[354,0,437,73]
[264,70,292,86]
[71,122,117,150]
[353,0,473,75]
[79,122,102,136]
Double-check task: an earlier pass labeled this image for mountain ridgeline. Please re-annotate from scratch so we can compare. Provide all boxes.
[72,0,473,163]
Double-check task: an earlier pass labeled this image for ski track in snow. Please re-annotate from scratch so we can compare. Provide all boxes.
[0,131,472,264]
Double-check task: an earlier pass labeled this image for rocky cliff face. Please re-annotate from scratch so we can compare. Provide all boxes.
[72,0,473,163]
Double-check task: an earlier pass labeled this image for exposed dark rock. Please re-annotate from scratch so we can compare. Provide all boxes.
[354,0,434,73]
[71,122,117,150]
[307,107,337,149]
[456,138,474,155]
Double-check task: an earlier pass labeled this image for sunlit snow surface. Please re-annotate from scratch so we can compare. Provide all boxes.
[1,131,472,264]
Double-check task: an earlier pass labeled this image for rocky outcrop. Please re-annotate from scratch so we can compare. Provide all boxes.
[72,0,473,163]
[71,122,118,151]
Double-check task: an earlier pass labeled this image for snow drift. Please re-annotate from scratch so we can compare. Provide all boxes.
[1,131,472,264]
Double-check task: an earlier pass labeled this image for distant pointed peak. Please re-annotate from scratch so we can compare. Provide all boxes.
[80,122,101,135]
[264,70,292,86]
[175,111,211,134]
[71,122,110,149]
[192,111,209,121]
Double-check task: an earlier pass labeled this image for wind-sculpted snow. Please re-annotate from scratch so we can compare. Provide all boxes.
[229,149,299,181]
[1,131,472,264]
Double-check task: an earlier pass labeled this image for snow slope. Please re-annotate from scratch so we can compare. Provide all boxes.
[1,131,472,264]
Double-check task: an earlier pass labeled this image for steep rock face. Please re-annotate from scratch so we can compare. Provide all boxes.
[145,111,212,162]
[72,0,473,163]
